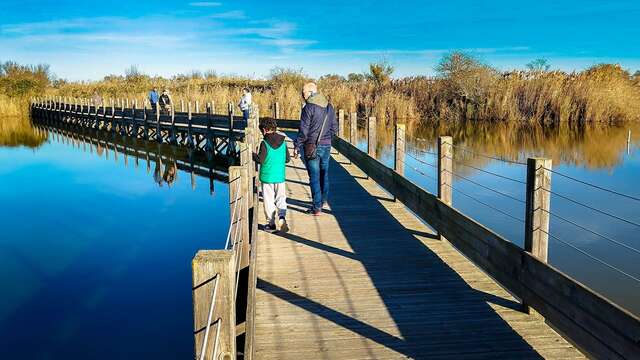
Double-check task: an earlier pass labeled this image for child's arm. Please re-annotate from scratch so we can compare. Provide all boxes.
[285,144,291,163]
[253,141,267,164]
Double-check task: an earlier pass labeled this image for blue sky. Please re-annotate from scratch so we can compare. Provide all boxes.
[1,0,639,80]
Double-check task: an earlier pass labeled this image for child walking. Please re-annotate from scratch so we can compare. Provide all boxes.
[253,118,290,232]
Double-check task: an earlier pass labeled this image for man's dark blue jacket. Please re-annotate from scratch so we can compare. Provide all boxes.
[295,92,338,151]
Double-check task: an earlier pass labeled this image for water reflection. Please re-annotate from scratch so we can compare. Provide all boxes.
[405,121,640,170]
[36,123,230,193]
[0,122,232,358]
[0,116,48,148]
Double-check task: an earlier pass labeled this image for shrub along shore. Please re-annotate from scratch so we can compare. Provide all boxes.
[2,53,640,130]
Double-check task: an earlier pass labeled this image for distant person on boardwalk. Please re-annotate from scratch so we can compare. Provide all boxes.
[92,92,102,107]
[148,88,159,111]
[294,82,338,216]
[159,89,172,113]
[253,118,290,232]
[239,87,252,122]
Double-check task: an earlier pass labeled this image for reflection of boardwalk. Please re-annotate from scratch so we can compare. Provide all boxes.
[253,147,584,359]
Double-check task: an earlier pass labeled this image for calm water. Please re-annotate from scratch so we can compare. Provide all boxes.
[0,125,230,358]
[354,120,640,317]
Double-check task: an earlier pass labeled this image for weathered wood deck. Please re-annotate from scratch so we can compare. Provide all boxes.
[253,143,584,359]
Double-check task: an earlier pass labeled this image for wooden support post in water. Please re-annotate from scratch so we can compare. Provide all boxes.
[192,250,236,360]
[338,109,345,139]
[523,158,552,315]
[394,123,405,175]
[367,116,377,158]
[350,112,357,145]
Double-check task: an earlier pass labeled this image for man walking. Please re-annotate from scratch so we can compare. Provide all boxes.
[294,82,338,215]
[148,88,159,111]
[239,87,252,121]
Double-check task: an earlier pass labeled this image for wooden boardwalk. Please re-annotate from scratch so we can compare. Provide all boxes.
[253,142,585,359]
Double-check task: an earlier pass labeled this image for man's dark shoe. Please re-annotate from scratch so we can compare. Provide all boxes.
[264,223,277,232]
[305,208,321,216]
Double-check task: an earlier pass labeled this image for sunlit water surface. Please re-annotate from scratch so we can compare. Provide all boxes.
[0,127,229,358]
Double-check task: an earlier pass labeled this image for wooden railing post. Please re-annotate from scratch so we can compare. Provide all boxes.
[155,103,162,143]
[350,112,357,145]
[394,123,405,175]
[187,101,194,147]
[143,101,149,140]
[338,109,345,139]
[192,250,236,360]
[438,136,453,205]
[273,102,280,120]
[367,116,377,158]
[523,158,552,314]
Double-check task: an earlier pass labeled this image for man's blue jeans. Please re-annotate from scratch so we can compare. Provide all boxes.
[302,144,331,211]
[242,109,250,121]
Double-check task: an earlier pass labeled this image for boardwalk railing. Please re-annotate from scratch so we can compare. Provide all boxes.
[190,106,261,360]
[332,116,640,360]
[30,96,248,155]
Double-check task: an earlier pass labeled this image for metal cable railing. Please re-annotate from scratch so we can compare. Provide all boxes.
[543,229,640,284]
[397,157,525,224]
[451,159,526,184]
[542,209,640,257]
[540,187,640,229]
[452,144,527,166]
[444,169,526,204]
[544,167,640,203]
[199,274,221,360]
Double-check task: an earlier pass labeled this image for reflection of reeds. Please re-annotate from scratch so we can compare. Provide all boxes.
[0,114,47,148]
[401,120,640,170]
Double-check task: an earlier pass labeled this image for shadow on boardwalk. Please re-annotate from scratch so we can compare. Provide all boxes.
[253,145,571,359]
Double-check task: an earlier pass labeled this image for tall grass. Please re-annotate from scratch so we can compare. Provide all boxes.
[5,55,640,127]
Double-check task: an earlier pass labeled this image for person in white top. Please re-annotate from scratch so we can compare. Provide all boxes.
[239,87,252,121]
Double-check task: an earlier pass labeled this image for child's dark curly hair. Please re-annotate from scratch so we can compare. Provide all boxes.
[259,118,278,132]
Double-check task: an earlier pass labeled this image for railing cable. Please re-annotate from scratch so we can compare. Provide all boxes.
[446,169,526,204]
[224,180,242,250]
[199,274,220,360]
[543,230,640,284]
[445,183,526,224]
[397,158,438,183]
[543,209,640,257]
[452,144,527,166]
[543,167,640,203]
[541,188,640,229]
[450,158,526,184]
[404,152,438,169]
